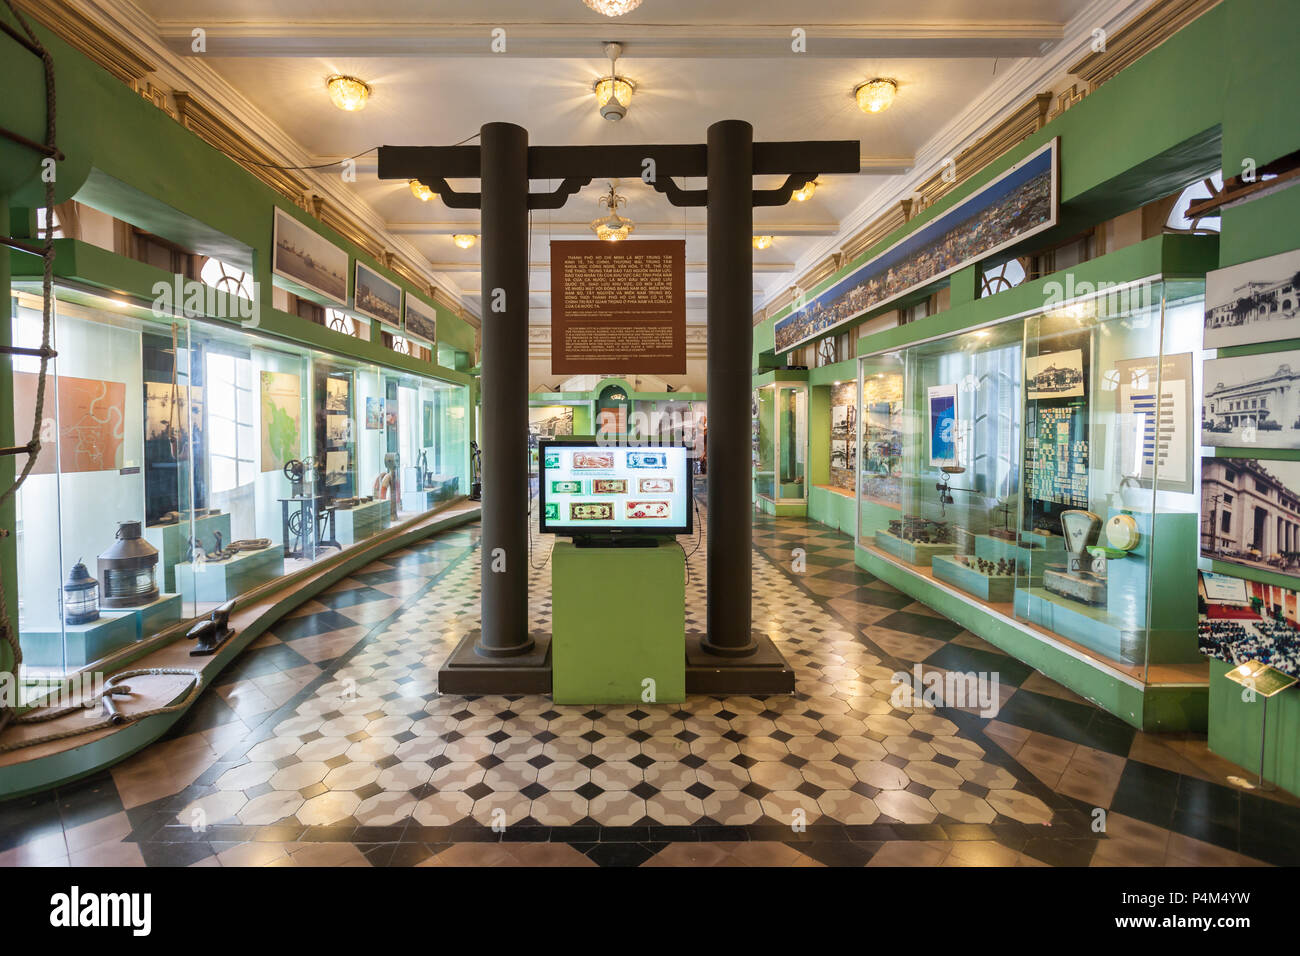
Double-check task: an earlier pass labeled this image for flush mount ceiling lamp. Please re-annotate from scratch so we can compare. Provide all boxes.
[326,74,371,112]
[593,42,636,121]
[792,180,817,202]
[855,78,897,114]
[452,234,477,249]
[590,182,635,241]
[408,179,434,202]
[583,0,642,16]
[753,235,774,250]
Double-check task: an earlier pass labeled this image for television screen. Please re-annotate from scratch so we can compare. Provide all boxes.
[538,439,692,536]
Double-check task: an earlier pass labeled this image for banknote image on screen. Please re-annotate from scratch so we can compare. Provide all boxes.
[539,439,693,537]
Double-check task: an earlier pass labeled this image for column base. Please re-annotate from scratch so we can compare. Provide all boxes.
[438,630,552,695]
[685,631,795,695]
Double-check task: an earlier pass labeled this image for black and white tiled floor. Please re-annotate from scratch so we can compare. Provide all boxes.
[2,507,1298,867]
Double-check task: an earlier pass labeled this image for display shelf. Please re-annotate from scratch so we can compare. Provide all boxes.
[333,499,391,546]
[874,529,957,567]
[932,554,1015,602]
[144,512,232,592]
[174,547,285,603]
[19,592,184,669]
[1013,586,1140,665]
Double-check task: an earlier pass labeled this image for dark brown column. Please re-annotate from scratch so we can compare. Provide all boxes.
[476,122,533,656]
[702,119,757,656]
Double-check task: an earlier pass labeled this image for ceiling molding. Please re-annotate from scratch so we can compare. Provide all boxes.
[12,0,154,83]
[1068,0,1222,91]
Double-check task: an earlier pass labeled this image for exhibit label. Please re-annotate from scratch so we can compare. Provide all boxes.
[550,239,686,375]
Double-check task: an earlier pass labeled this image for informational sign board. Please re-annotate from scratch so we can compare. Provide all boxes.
[551,240,686,375]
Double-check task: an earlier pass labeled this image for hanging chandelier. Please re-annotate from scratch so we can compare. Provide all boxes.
[590,183,635,241]
[583,0,642,16]
[593,42,635,121]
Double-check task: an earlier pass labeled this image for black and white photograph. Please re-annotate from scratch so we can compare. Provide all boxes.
[1201,456,1300,581]
[325,412,352,444]
[272,206,348,304]
[354,261,402,325]
[324,449,350,487]
[325,376,349,412]
[1203,350,1300,449]
[1025,348,1085,399]
[404,293,438,345]
[1204,248,1300,350]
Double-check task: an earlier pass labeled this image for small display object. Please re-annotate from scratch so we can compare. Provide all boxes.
[62,560,100,626]
[1224,659,1299,698]
[97,521,160,609]
[1043,510,1107,606]
[187,599,237,657]
[539,438,692,542]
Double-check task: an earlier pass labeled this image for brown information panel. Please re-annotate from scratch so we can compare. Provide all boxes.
[551,239,686,375]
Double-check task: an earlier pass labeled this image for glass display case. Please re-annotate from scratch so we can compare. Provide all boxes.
[9,286,469,682]
[856,280,1205,681]
[753,383,807,505]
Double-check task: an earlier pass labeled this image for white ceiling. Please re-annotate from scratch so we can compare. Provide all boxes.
[124,0,1107,322]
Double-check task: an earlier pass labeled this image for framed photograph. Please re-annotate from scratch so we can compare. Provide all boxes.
[1198,570,1300,677]
[404,294,437,346]
[927,384,958,468]
[1203,349,1300,449]
[272,207,348,305]
[365,396,384,430]
[1026,349,1085,400]
[326,413,352,445]
[325,376,349,413]
[1201,456,1300,582]
[354,262,402,326]
[324,450,350,487]
[1204,248,1300,350]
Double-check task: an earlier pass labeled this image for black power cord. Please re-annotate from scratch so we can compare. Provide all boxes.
[682,496,703,587]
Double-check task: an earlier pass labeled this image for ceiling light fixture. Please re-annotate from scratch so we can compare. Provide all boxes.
[590,182,634,241]
[593,42,635,121]
[409,179,434,202]
[792,180,817,202]
[582,0,642,16]
[855,78,897,114]
[452,234,477,249]
[326,74,371,112]
[753,235,774,250]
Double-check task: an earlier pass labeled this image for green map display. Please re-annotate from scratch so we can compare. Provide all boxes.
[260,370,301,472]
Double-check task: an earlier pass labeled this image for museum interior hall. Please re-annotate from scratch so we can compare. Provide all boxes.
[2,0,1300,892]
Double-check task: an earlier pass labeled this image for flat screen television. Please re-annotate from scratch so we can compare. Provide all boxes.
[538,438,693,542]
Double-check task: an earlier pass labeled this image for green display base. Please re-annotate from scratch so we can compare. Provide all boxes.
[19,592,183,669]
[144,512,232,592]
[874,529,957,567]
[932,555,1015,603]
[174,546,285,603]
[551,539,685,705]
[333,499,390,546]
[1019,529,1067,551]
[1014,586,1139,665]
[974,534,1051,584]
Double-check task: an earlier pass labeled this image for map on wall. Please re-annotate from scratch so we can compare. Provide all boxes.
[260,370,301,472]
[12,372,126,475]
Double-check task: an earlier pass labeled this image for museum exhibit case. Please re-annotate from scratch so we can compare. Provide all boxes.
[8,286,469,682]
[752,379,807,512]
[855,279,1206,686]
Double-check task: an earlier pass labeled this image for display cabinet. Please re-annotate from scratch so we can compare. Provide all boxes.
[752,381,807,510]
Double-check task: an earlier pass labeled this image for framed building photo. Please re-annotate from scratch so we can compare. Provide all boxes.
[1201,456,1300,582]
[1204,248,1300,350]
[354,262,402,325]
[404,294,437,346]
[1026,349,1085,400]
[272,207,348,305]
[1203,350,1300,449]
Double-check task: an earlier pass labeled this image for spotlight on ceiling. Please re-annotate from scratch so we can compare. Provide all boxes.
[593,42,635,121]
[583,0,642,16]
[326,74,371,112]
[591,183,634,241]
[452,234,477,249]
[855,78,897,114]
[753,235,774,250]
[792,181,817,202]
[409,180,434,202]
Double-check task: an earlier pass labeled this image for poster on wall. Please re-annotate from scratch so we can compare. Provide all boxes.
[1113,352,1193,492]
[272,207,348,305]
[404,295,438,346]
[828,381,857,489]
[1203,349,1300,449]
[927,384,958,468]
[861,372,904,505]
[1204,248,1300,350]
[773,138,1059,353]
[12,372,127,476]
[1201,456,1300,582]
[364,396,384,430]
[354,262,402,326]
[550,239,686,375]
[144,382,203,464]
[259,370,301,472]
[1198,570,1300,677]
[1025,349,1085,400]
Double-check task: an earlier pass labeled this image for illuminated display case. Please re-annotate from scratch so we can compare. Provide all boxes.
[856,280,1205,683]
[752,382,807,508]
[9,287,469,681]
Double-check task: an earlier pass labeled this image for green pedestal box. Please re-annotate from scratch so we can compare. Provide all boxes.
[144,512,232,592]
[551,538,685,705]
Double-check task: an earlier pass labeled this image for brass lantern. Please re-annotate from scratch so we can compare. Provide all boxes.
[62,560,100,625]
[97,521,160,608]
